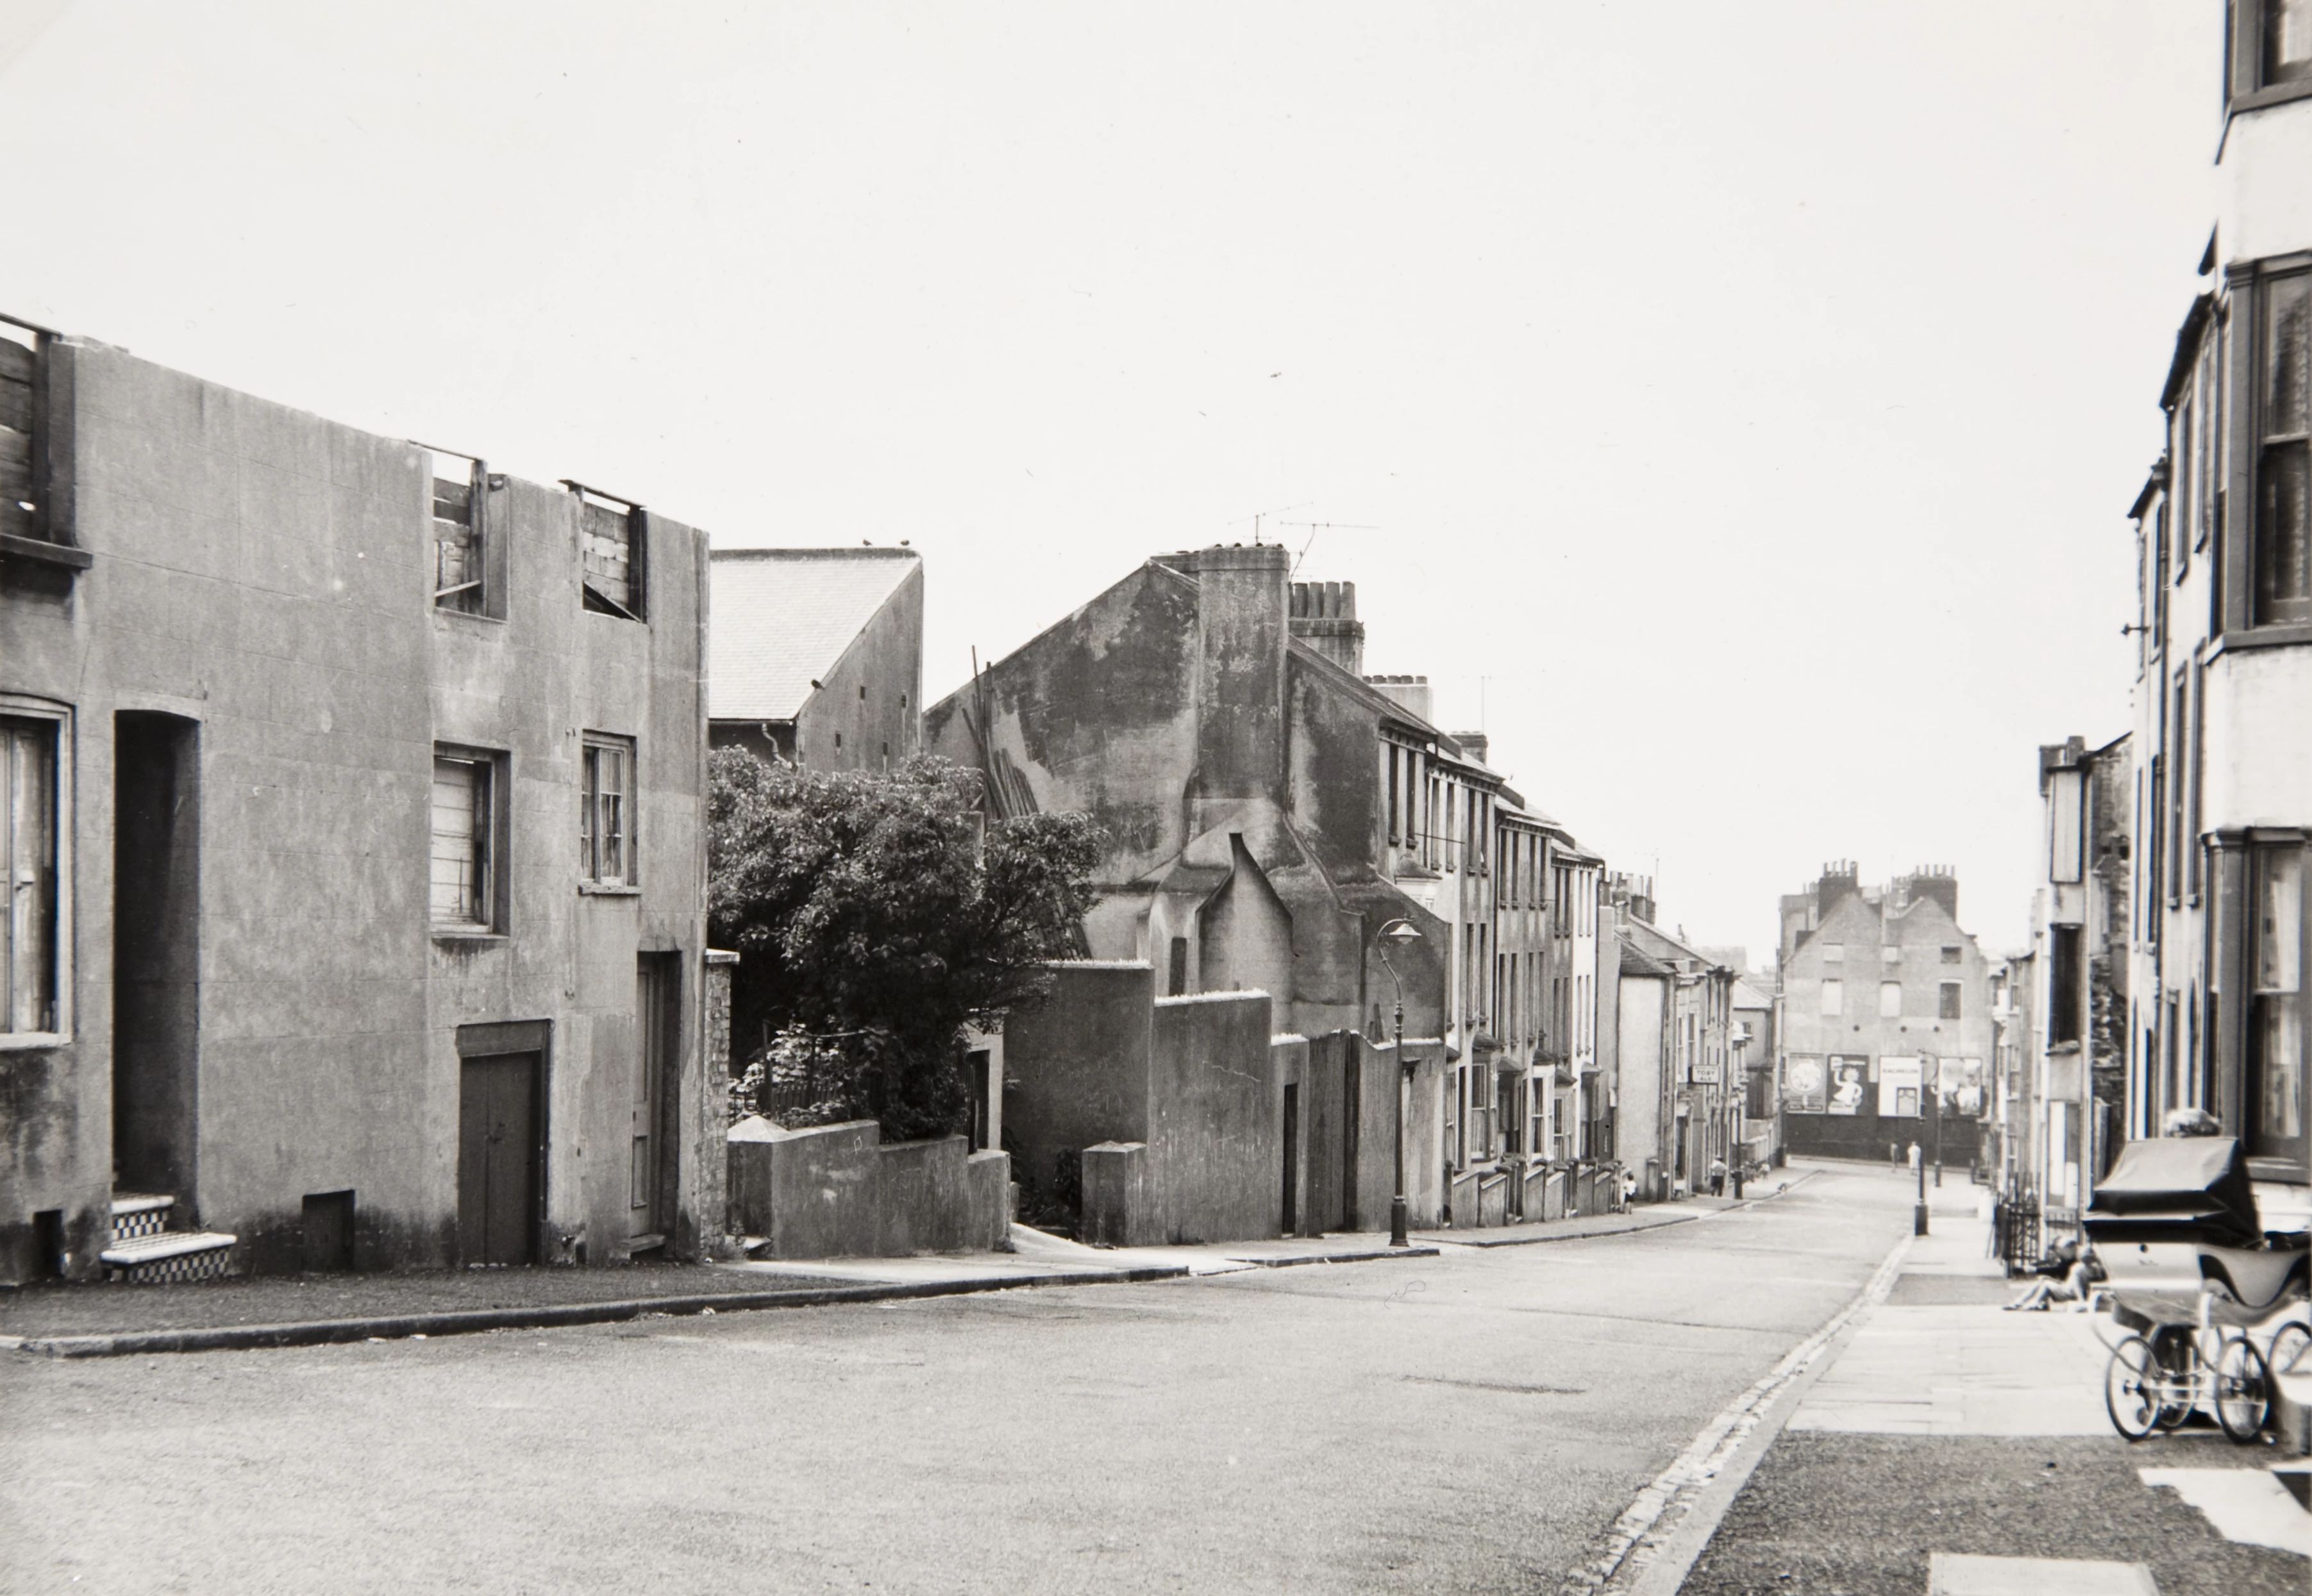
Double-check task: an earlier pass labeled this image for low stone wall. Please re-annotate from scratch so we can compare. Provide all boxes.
[1449,1169,1479,1225]
[726,1118,1010,1259]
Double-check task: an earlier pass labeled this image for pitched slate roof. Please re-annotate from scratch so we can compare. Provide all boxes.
[710,548,919,722]
[1620,939,1675,978]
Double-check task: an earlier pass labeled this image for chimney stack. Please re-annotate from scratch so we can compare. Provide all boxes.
[1290,578,1365,676]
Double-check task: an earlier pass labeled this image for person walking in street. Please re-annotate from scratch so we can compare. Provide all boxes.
[1889,1140,1901,1173]
[1707,1154,1727,1197]
[1621,1166,1638,1211]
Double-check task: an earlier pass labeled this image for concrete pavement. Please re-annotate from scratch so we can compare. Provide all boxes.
[1666,1175,2311,1596]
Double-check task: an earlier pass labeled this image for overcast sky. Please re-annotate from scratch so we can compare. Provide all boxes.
[3,3,2219,961]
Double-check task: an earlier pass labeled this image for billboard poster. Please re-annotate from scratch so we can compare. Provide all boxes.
[1826,1056,1868,1115]
[1784,1055,1827,1114]
[1879,1056,1922,1118]
[1943,1057,1985,1117]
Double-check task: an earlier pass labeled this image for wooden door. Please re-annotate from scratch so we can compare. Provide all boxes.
[1281,1082,1299,1236]
[458,1053,539,1265]
[631,957,678,1245]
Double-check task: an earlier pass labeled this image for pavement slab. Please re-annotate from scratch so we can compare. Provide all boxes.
[1927,1553,2159,1596]
[2138,1468,2312,1557]
[1787,1304,2113,1438]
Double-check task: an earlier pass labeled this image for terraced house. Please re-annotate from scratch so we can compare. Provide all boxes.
[0,319,719,1284]
[2118,0,2312,1222]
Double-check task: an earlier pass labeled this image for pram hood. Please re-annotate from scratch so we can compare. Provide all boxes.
[2084,1136,2261,1247]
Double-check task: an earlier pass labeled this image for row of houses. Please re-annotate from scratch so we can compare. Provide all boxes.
[0,314,1765,1284]
[2003,8,2311,1231]
[900,542,1755,1230]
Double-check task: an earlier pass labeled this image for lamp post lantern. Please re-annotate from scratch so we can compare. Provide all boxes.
[1375,917,1425,1248]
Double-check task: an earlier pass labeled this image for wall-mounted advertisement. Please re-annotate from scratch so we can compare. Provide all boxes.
[1784,1055,1827,1114]
[1827,1056,1868,1115]
[1880,1056,1923,1118]
[1943,1057,1986,1117]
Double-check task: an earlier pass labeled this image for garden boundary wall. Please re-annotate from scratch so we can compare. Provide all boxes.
[726,1119,1009,1259]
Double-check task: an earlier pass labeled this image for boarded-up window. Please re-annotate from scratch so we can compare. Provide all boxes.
[1822,942,1843,964]
[3,716,59,1033]
[2257,271,2311,624]
[1939,982,1963,1020]
[581,735,633,886]
[578,492,646,620]
[2048,766,2084,884]
[1820,979,1842,1017]
[431,752,494,930]
[1879,981,1903,1019]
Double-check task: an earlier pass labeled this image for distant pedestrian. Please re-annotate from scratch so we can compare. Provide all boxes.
[1907,1141,1921,1172]
[1889,1141,1901,1173]
[1621,1168,1638,1210]
[1707,1155,1727,1197]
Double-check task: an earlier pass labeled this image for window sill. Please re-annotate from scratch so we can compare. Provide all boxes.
[578,882,642,896]
[431,606,507,628]
[0,1031,71,1052]
[0,533,92,570]
[2207,622,2312,659]
[431,927,508,945]
[2231,79,2312,117]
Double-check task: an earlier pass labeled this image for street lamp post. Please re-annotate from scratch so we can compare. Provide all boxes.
[1914,1130,1930,1236]
[1375,918,1425,1248]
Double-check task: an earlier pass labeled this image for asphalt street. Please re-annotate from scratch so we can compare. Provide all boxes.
[0,1168,1914,1596]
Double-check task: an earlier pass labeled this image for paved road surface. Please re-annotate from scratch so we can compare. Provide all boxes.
[0,1166,1915,1595]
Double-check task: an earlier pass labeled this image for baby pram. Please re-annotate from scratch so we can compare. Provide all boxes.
[2084,1136,2309,1441]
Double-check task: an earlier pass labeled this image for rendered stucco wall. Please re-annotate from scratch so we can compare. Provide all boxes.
[1000,962,1156,1214]
[0,338,712,1279]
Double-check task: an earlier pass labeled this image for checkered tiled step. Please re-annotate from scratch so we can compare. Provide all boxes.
[109,1193,175,1241]
[99,1229,237,1284]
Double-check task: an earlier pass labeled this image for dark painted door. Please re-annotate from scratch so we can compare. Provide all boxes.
[632,959,677,1245]
[458,1052,539,1264]
[1281,1082,1299,1236]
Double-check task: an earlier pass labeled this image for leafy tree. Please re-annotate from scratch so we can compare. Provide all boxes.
[708,750,1102,1143]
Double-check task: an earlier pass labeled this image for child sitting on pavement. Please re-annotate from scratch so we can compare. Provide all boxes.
[2006,1235,2102,1311]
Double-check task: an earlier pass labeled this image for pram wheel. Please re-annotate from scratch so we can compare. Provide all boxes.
[2105,1336,2166,1441]
[2270,1320,2311,1378]
[2215,1338,2271,1443]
